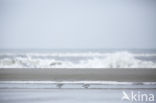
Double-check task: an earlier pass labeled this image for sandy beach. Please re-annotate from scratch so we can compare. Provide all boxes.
[0,69,156,103]
[0,68,156,82]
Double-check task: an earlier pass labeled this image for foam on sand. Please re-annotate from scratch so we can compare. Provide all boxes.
[0,81,156,89]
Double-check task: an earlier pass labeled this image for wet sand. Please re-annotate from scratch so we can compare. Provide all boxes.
[0,69,156,103]
[0,68,156,82]
[0,89,156,103]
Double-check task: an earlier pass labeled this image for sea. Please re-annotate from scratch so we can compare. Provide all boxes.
[0,49,156,103]
[0,49,156,68]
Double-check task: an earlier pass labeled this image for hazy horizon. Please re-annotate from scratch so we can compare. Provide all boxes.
[0,0,156,49]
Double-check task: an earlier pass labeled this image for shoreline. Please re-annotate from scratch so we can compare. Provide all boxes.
[0,68,156,82]
[0,81,156,89]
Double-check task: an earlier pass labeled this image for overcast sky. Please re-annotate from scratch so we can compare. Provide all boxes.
[0,0,156,49]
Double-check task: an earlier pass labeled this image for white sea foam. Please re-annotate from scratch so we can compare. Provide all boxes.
[1,81,156,85]
[0,81,156,89]
[0,51,156,68]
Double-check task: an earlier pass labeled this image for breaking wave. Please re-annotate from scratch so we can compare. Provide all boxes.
[0,51,156,68]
